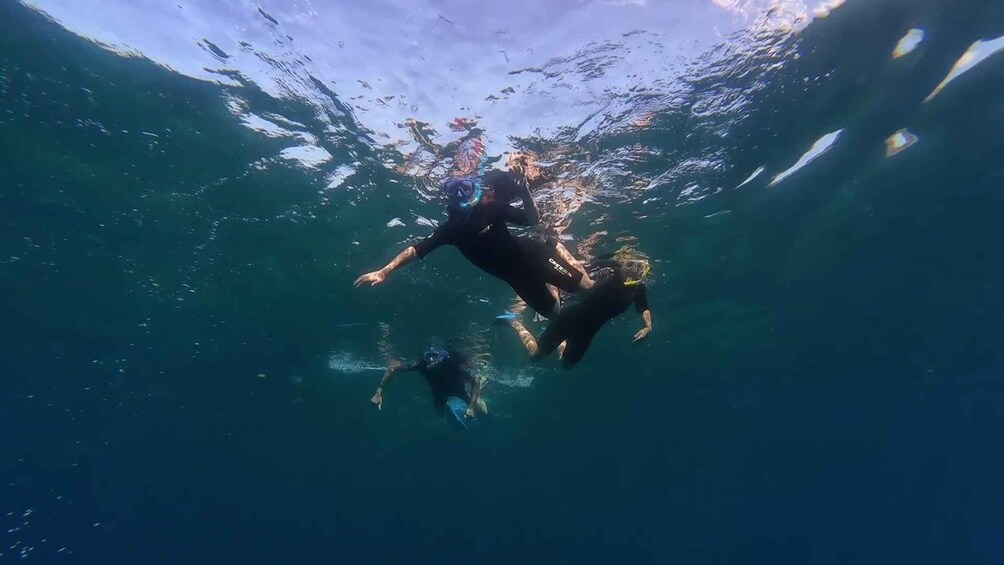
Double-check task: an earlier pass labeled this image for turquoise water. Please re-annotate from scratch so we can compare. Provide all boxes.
[2,0,1004,562]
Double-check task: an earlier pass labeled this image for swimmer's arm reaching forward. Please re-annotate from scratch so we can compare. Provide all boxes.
[355,246,418,287]
[370,359,418,409]
[355,221,455,287]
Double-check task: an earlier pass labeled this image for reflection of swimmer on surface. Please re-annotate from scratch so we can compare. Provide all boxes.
[370,347,488,421]
[449,119,486,177]
[395,117,487,181]
[501,248,654,369]
[507,150,597,245]
[354,170,594,318]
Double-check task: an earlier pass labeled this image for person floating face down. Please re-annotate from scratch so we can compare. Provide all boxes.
[354,171,593,319]
[370,347,488,420]
[505,256,654,369]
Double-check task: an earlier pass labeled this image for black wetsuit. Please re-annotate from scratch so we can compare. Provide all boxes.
[483,170,522,204]
[412,200,582,314]
[536,263,649,368]
[399,351,476,416]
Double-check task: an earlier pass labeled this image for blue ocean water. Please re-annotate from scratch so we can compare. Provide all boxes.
[2,0,1004,562]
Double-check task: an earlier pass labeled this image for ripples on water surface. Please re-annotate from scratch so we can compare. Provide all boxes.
[2,0,1004,563]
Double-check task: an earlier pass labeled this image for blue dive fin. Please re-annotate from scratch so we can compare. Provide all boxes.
[493,311,519,327]
[444,397,471,432]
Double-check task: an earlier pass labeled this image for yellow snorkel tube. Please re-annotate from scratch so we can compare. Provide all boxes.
[612,246,651,286]
[622,260,651,287]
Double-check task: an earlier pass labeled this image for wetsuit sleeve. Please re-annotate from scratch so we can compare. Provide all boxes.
[498,202,530,226]
[399,359,422,372]
[633,284,650,313]
[412,222,454,258]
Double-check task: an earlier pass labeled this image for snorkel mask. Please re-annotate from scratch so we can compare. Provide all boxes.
[423,347,449,370]
[441,176,483,211]
[622,260,652,287]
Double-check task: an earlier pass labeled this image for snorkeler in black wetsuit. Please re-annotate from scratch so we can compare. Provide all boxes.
[370,347,488,419]
[354,171,593,317]
[505,256,654,368]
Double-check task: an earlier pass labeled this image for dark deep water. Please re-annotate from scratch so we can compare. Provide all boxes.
[3,0,1004,562]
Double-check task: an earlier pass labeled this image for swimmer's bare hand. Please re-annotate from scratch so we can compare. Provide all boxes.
[370,388,384,410]
[465,405,476,420]
[633,326,652,343]
[354,270,386,287]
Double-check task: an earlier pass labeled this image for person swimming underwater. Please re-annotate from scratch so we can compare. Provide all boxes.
[354,171,593,318]
[502,250,654,368]
[370,347,488,420]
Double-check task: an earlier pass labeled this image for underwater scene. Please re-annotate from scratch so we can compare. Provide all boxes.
[2,0,1004,562]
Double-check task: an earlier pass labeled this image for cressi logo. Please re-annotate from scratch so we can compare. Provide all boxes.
[548,258,571,277]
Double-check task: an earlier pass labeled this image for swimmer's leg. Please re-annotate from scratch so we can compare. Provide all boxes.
[555,242,593,290]
[475,375,489,415]
[510,320,541,359]
[538,291,567,356]
[531,318,569,362]
[513,279,559,320]
[559,332,595,370]
[533,284,560,321]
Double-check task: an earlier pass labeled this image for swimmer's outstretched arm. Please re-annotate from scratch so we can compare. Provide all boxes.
[354,246,418,287]
[370,358,418,409]
[355,222,451,287]
[633,309,653,343]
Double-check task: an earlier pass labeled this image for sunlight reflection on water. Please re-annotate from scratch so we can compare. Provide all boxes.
[768,130,843,187]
